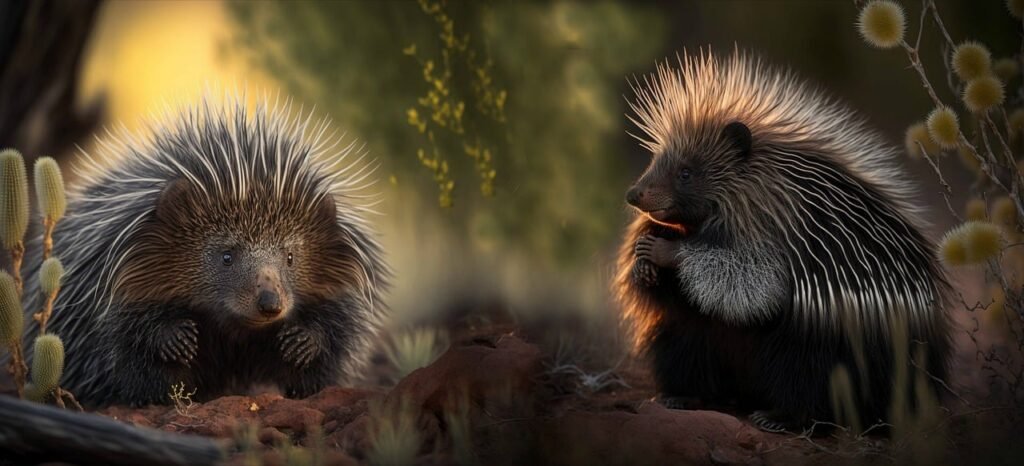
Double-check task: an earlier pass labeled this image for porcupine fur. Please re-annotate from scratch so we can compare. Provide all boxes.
[614,51,952,431]
[19,97,388,407]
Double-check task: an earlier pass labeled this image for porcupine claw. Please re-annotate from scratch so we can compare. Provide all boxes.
[278,325,322,369]
[158,319,198,366]
[633,235,659,287]
[632,259,659,287]
[749,410,789,433]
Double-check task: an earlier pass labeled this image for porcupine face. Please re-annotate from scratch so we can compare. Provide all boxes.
[200,231,296,327]
[119,174,358,328]
[625,121,752,233]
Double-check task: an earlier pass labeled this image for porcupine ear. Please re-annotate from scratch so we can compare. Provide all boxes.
[722,121,752,158]
[155,178,192,223]
[316,193,338,222]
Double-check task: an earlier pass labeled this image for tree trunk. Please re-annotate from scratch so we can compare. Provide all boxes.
[0,0,105,161]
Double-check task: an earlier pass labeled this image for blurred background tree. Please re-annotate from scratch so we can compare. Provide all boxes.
[0,0,104,163]
[225,0,667,272]
[28,0,1008,329]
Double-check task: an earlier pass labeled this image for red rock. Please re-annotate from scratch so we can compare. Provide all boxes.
[319,451,360,466]
[304,386,377,411]
[539,404,771,465]
[329,414,370,453]
[259,426,289,445]
[303,386,377,429]
[261,398,325,433]
[388,335,542,413]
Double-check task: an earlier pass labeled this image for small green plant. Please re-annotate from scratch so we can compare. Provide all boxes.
[384,327,447,379]
[444,388,476,466]
[274,424,326,466]
[231,421,264,466]
[367,397,422,466]
[403,0,505,207]
[828,365,863,435]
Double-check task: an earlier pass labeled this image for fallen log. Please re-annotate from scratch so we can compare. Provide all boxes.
[0,395,225,465]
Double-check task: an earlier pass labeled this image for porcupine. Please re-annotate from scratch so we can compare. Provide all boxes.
[614,51,952,431]
[19,98,389,407]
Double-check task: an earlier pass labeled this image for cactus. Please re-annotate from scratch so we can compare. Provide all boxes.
[0,149,29,293]
[39,257,63,296]
[33,157,66,260]
[0,272,22,345]
[24,382,43,402]
[28,334,64,402]
[34,257,64,334]
[0,271,27,397]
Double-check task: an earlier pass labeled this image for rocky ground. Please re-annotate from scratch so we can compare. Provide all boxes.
[3,315,1023,465]
[91,329,884,466]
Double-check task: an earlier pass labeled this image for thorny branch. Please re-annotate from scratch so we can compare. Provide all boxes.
[843,2,1024,459]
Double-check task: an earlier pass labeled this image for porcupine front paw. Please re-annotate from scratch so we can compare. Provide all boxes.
[158,319,198,366]
[633,235,659,286]
[278,325,323,369]
[637,234,681,268]
[632,258,659,287]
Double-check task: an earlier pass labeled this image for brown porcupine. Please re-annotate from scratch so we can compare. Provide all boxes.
[19,98,389,407]
[615,51,952,432]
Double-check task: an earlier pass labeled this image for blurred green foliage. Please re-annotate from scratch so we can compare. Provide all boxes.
[226,0,666,269]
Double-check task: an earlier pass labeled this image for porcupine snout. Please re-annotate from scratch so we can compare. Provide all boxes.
[625,179,673,213]
[626,186,643,207]
[255,267,286,318]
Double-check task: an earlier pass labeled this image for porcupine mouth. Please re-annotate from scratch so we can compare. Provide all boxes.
[644,208,688,233]
[240,316,282,328]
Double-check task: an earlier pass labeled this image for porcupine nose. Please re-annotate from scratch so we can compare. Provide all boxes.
[257,290,282,317]
[626,186,643,207]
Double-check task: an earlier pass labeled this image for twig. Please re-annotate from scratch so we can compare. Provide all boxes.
[41,216,55,260]
[9,241,24,295]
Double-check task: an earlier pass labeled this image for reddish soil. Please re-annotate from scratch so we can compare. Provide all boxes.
[94,331,846,465]
[3,312,1023,465]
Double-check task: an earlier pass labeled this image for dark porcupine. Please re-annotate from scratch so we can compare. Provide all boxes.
[614,51,952,432]
[19,99,389,407]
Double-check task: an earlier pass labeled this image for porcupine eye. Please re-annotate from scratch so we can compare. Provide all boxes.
[222,251,233,266]
[287,252,293,266]
[680,168,692,180]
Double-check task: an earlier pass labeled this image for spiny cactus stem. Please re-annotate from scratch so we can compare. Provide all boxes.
[6,342,27,398]
[9,241,24,295]
[33,290,58,335]
[42,216,55,260]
